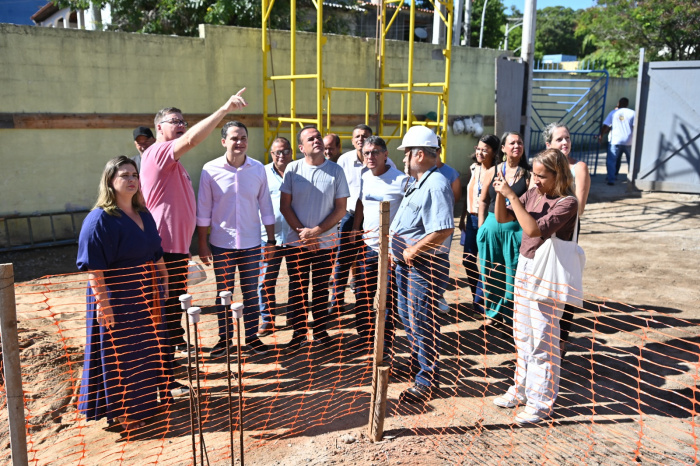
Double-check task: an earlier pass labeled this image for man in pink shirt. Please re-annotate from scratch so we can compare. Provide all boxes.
[140,89,247,356]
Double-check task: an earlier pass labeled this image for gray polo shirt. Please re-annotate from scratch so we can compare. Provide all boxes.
[280,158,350,250]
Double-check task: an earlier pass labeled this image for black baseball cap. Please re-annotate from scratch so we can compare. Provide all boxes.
[133,126,154,140]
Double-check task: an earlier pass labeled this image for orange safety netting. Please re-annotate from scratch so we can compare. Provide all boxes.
[1,231,699,465]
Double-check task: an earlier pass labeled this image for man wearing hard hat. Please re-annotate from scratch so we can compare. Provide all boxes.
[389,125,455,404]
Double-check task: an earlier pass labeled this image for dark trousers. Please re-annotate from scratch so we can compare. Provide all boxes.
[258,245,290,324]
[210,245,261,344]
[355,245,396,352]
[162,252,188,346]
[330,212,358,312]
[286,247,333,337]
[462,213,484,313]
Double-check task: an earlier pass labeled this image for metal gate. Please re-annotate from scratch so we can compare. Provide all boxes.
[529,66,609,173]
[631,59,700,193]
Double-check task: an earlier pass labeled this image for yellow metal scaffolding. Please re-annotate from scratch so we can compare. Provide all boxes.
[262,0,453,158]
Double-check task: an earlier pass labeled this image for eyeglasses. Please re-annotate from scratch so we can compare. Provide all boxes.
[362,149,385,157]
[272,149,292,156]
[159,118,188,127]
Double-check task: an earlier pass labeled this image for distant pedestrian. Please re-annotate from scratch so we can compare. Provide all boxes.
[600,97,635,185]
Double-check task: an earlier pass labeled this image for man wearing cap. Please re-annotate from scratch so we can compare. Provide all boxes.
[131,126,155,171]
[140,89,248,356]
[390,125,455,404]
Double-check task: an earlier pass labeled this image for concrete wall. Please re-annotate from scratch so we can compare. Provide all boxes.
[0,23,503,223]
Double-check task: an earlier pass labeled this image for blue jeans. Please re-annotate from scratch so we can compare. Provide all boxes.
[330,212,358,312]
[462,213,484,314]
[258,246,289,324]
[210,245,261,344]
[355,245,396,352]
[286,247,333,337]
[395,257,444,388]
[607,144,631,183]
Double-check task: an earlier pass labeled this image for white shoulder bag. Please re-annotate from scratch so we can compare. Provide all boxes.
[525,197,585,307]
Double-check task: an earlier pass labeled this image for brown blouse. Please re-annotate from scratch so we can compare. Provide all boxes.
[516,188,578,259]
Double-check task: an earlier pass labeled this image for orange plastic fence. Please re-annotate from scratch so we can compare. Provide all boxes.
[1,231,699,465]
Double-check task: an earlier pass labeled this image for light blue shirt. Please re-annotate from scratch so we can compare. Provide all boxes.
[389,167,454,261]
[437,163,460,184]
[261,162,293,245]
[280,159,350,250]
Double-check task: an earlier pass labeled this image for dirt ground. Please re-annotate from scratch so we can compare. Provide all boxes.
[1,170,700,466]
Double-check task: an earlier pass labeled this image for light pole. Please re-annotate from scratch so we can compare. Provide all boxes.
[478,0,488,48]
[503,17,523,50]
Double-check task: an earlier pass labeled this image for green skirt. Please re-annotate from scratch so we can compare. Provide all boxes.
[476,212,522,324]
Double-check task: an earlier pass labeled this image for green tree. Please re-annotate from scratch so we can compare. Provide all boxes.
[53,0,351,36]
[468,0,507,49]
[576,0,700,77]
[534,7,587,61]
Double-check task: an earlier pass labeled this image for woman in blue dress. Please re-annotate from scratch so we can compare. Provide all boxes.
[77,156,175,432]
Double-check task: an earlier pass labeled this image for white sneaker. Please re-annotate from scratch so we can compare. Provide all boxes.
[493,393,525,409]
[171,385,190,397]
[514,406,551,425]
[437,296,449,314]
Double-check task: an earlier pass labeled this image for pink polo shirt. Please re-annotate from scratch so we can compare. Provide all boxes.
[140,140,196,254]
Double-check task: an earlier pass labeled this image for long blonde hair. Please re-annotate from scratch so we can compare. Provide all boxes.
[94,156,146,216]
[531,148,575,198]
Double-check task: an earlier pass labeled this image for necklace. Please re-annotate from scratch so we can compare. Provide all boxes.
[501,163,521,186]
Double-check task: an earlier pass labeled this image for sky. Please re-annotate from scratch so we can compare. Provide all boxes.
[0,0,47,25]
[506,0,598,15]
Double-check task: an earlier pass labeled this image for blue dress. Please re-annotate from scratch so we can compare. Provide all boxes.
[76,208,175,423]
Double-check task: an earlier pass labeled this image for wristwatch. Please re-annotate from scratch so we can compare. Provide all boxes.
[266,240,277,246]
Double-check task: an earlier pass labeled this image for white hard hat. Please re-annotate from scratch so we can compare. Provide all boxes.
[397,126,440,150]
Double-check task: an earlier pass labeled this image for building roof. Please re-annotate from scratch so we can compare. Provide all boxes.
[30,2,59,23]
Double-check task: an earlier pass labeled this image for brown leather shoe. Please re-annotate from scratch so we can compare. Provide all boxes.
[257,322,274,337]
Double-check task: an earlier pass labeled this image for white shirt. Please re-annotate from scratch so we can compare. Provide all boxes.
[603,107,635,146]
[358,166,408,251]
[337,149,396,215]
[196,155,275,250]
[261,162,293,245]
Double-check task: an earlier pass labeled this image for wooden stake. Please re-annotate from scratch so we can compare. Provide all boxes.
[0,263,29,466]
[368,201,390,441]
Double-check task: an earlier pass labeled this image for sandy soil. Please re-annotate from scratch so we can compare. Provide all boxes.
[1,172,699,466]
